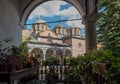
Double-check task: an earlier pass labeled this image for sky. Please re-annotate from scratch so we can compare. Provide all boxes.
[26,0,85,36]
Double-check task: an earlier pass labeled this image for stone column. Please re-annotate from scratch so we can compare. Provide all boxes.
[43,50,46,60]
[54,50,56,56]
[82,14,99,53]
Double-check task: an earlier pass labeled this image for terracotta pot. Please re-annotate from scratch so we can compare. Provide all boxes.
[30,60,35,67]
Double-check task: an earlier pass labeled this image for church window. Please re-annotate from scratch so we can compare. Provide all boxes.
[60,28,62,34]
[78,30,80,35]
[74,29,76,35]
[56,28,58,34]
[72,30,74,35]
[47,33,53,42]
[62,28,64,34]
[39,24,41,30]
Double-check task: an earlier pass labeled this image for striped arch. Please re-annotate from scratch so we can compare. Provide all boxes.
[45,48,54,59]
[31,48,44,60]
[65,49,72,57]
[56,48,63,59]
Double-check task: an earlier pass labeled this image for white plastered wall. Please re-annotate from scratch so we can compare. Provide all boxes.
[0,0,22,46]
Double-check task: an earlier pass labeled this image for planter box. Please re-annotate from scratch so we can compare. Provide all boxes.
[0,66,39,84]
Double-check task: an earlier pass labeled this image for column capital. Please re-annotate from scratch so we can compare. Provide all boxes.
[82,14,99,24]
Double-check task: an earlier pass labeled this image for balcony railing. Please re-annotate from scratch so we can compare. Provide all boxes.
[0,64,118,84]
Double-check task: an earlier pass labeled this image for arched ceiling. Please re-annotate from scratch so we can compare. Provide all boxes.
[19,0,100,25]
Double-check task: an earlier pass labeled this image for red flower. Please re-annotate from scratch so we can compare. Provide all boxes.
[26,54,29,57]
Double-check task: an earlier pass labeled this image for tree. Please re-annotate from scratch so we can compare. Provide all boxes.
[97,0,120,56]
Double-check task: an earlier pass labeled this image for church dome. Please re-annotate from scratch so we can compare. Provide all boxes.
[33,20,50,31]
[39,30,57,38]
[36,20,45,23]
[55,24,65,28]
[35,20,50,28]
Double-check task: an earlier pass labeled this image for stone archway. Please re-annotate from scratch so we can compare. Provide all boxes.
[20,0,84,24]
[56,48,63,60]
[20,0,100,52]
[31,48,44,60]
[45,48,54,59]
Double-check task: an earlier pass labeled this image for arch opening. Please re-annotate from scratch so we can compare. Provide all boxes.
[31,48,44,60]
[20,0,84,25]
[65,49,72,57]
[46,48,54,59]
[56,49,63,59]
[22,0,87,59]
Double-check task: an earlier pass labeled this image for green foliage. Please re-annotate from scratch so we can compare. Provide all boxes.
[76,50,118,83]
[39,50,119,83]
[95,50,115,62]
[42,56,60,65]
[17,42,29,57]
[0,39,30,71]
[64,72,82,84]
[65,57,78,65]
[11,42,29,66]
[107,57,120,84]
[97,0,120,56]
[45,66,58,84]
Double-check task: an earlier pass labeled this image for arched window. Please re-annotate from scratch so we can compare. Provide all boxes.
[74,29,76,35]
[62,28,64,34]
[65,49,72,57]
[56,49,63,59]
[78,29,80,35]
[72,29,74,35]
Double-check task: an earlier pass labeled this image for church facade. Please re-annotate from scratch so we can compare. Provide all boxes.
[27,21,86,60]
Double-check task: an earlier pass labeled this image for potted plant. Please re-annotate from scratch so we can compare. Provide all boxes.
[6,55,19,72]
[11,42,33,69]
[0,39,32,72]
[0,38,18,72]
[10,45,23,70]
[27,56,39,67]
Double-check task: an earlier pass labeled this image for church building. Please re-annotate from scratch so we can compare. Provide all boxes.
[27,20,86,60]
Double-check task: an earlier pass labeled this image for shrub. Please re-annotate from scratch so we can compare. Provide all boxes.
[42,56,60,65]
[107,57,120,84]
